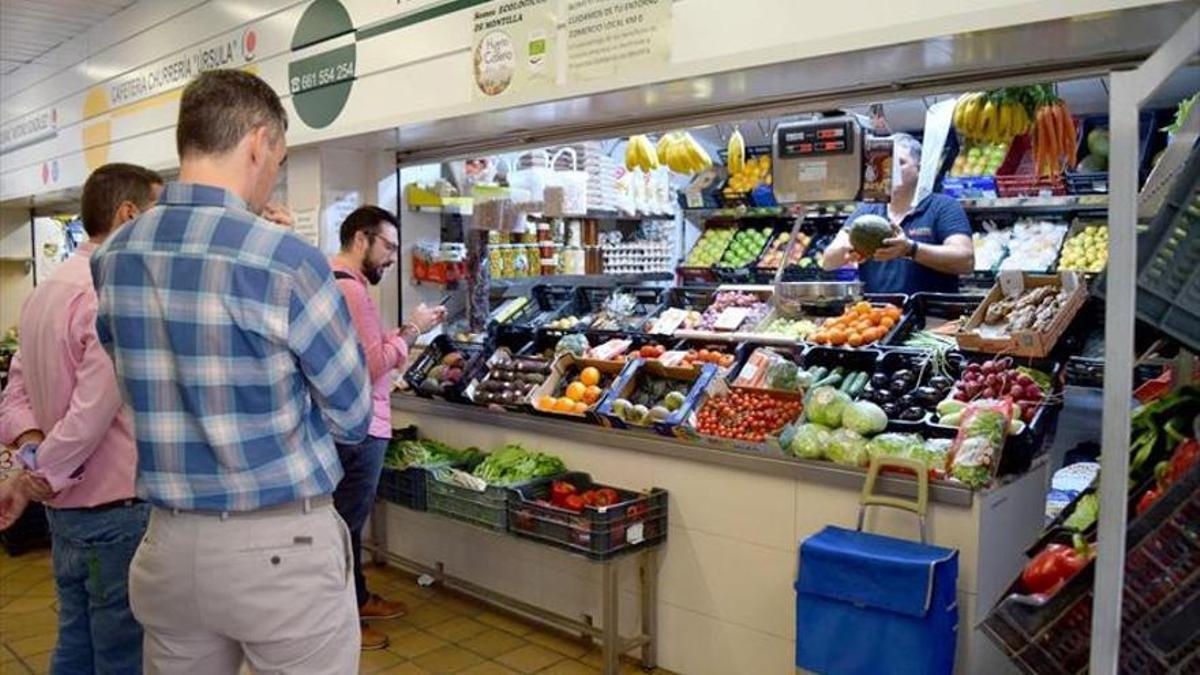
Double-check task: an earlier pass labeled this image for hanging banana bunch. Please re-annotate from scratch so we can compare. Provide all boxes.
[656,131,713,175]
[727,126,746,176]
[953,91,1035,142]
[624,135,660,172]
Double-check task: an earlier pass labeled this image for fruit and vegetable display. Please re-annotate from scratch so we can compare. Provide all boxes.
[676,346,737,370]
[656,131,714,175]
[1136,436,1198,516]
[935,357,1050,426]
[953,85,1076,177]
[848,215,894,258]
[553,333,591,358]
[858,355,957,423]
[997,220,1068,272]
[418,350,471,396]
[980,283,1074,335]
[1075,126,1109,173]
[547,315,584,331]
[1056,222,1108,273]
[1128,386,1199,487]
[385,437,484,469]
[1020,534,1094,597]
[471,443,566,485]
[608,374,693,427]
[691,388,804,443]
[723,154,772,200]
[694,290,770,332]
[808,302,902,347]
[534,364,612,415]
[757,231,810,269]
[795,232,833,271]
[542,480,623,512]
[719,227,773,268]
[779,387,888,467]
[753,316,818,340]
[684,228,735,267]
[586,292,652,332]
[471,350,552,407]
[948,140,1010,178]
[973,226,1010,273]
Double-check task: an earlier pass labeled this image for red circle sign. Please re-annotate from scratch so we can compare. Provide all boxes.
[243,30,257,61]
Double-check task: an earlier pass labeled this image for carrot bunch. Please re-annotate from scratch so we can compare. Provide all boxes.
[1033,99,1077,177]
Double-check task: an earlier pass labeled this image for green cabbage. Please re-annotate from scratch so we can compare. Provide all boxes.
[808,387,851,427]
[826,429,868,467]
[788,423,833,460]
[555,334,589,357]
[866,433,924,463]
[843,401,888,436]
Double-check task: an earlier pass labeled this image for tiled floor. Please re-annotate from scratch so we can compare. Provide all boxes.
[0,547,672,674]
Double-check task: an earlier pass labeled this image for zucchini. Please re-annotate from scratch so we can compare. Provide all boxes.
[808,366,828,382]
[838,376,854,394]
[849,372,869,397]
[813,367,844,389]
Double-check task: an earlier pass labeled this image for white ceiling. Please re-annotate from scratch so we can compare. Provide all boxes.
[0,0,136,77]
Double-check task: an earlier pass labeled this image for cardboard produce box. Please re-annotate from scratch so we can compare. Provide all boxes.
[527,353,629,423]
[957,272,1086,358]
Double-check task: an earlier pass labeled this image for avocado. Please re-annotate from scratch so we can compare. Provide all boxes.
[848,214,893,257]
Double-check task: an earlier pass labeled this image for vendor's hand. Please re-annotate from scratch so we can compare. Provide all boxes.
[19,473,54,503]
[0,475,30,530]
[409,303,448,333]
[262,202,295,228]
[873,225,911,262]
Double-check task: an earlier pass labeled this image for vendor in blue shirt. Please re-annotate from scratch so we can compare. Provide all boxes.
[822,134,974,294]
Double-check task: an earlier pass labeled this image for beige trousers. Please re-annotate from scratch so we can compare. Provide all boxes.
[129,500,361,674]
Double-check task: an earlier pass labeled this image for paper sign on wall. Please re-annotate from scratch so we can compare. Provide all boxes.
[470,0,556,101]
[566,0,671,82]
[293,208,319,247]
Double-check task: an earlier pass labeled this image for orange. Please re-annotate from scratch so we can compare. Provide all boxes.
[848,333,864,347]
[537,396,556,411]
[565,381,587,402]
[554,397,576,412]
[880,316,895,330]
[885,306,902,321]
[579,367,601,387]
[829,330,848,346]
[583,385,603,404]
[573,401,589,414]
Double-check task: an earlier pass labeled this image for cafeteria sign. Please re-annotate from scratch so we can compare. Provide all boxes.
[471,0,555,100]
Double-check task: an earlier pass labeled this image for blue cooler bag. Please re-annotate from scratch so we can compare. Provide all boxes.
[795,458,959,675]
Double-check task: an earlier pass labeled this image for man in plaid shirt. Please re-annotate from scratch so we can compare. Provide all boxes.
[92,70,371,673]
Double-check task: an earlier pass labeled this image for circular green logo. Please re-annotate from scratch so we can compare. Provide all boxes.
[289,0,356,129]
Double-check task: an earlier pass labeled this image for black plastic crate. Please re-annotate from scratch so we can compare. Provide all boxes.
[886,292,986,348]
[924,353,1064,478]
[403,335,488,403]
[507,472,668,560]
[378,466,432,510]
[1064,112,1162,195]
[426,471,563,533]
[1121,140,1200,354]
[575,286,666,334]
[859,349,941,431]
[982,459,1200,675]
[797,345,883,378]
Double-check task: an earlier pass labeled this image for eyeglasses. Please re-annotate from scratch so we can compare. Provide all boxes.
[369,233,399,254]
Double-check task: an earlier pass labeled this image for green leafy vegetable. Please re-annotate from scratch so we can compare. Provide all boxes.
[1063,493,1099,532]
[826,429,869,467]
[866,433,925,463]
[789,423,833,460]
[385,439,483,469]
[472,444,565,485]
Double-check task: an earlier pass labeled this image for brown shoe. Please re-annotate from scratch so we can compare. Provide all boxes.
[361,593,408,620]
[361,625,389,651]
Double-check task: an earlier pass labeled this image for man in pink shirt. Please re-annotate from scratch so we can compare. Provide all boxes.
[330,205,445,651]
[0,163,163,674]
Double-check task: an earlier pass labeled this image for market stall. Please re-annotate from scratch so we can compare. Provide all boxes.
[371,8,1200,675]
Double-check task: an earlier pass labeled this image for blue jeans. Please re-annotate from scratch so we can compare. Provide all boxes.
[44,501,150,675]
[334,435,388,609]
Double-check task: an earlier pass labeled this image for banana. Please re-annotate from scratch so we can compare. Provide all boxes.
[690,134,713,171]
[979,99,998,143]
[998,102,1012,140]
[624,139,638,171]
[727,127,745,175]
[962,94,983,139]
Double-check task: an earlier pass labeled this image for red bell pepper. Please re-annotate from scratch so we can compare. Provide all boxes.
[1136,486,1162,516]
[563,494,586,512]
[1021,535,1093,596]
[1167,438,1199,484]
[595,488,619,506]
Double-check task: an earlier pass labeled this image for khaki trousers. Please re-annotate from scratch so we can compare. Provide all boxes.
[129,500,360,674]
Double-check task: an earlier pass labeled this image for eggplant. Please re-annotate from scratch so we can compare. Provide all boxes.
[914,386,941,407]
[929,375,955,392]
[881,402,901,418]
[870,373,890,389]
[900,406,925,421]
[890,378,912,395]
[892,368,913,381]
[898,393,917,408]
[873,388,896,405]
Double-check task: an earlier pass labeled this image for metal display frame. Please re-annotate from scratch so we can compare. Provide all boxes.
[1093,10,1199,674]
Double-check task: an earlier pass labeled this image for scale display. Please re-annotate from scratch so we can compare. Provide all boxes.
[772,116,864,203]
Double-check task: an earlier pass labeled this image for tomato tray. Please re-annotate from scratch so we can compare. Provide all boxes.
[981,460,1200,675]
[507,472,667,561]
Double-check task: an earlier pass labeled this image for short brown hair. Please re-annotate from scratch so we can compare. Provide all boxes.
[80,163,163,238]
[339,206,399,250]
[176,70,288,159]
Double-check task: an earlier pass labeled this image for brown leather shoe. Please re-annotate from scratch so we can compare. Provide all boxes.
[360,593,408,620]
[361,625,389,651]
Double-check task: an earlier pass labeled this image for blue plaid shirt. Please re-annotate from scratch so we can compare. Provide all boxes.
[92,183,371,511]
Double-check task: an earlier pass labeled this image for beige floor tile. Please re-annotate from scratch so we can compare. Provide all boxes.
[376,663,430,675]
[412,645,484,674]
[403,603,458,629]
[0,647,15,664]
[523,631,588,659]
[360,648,406,674]
[458,629,526,660]
[494,644,563,674]
[6,633,54,659]
[1,567,51,588]
[0,660,32,675]
[377,620,419,640]
[536,660,600,675]
[578,651,663,675]
[475,611,535,637]
[433,595,486,617]
[455,663,518,675]
[426,616,490,643]
[0,613,58,644]
[16,581,55,600]
[387,631,447,660]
